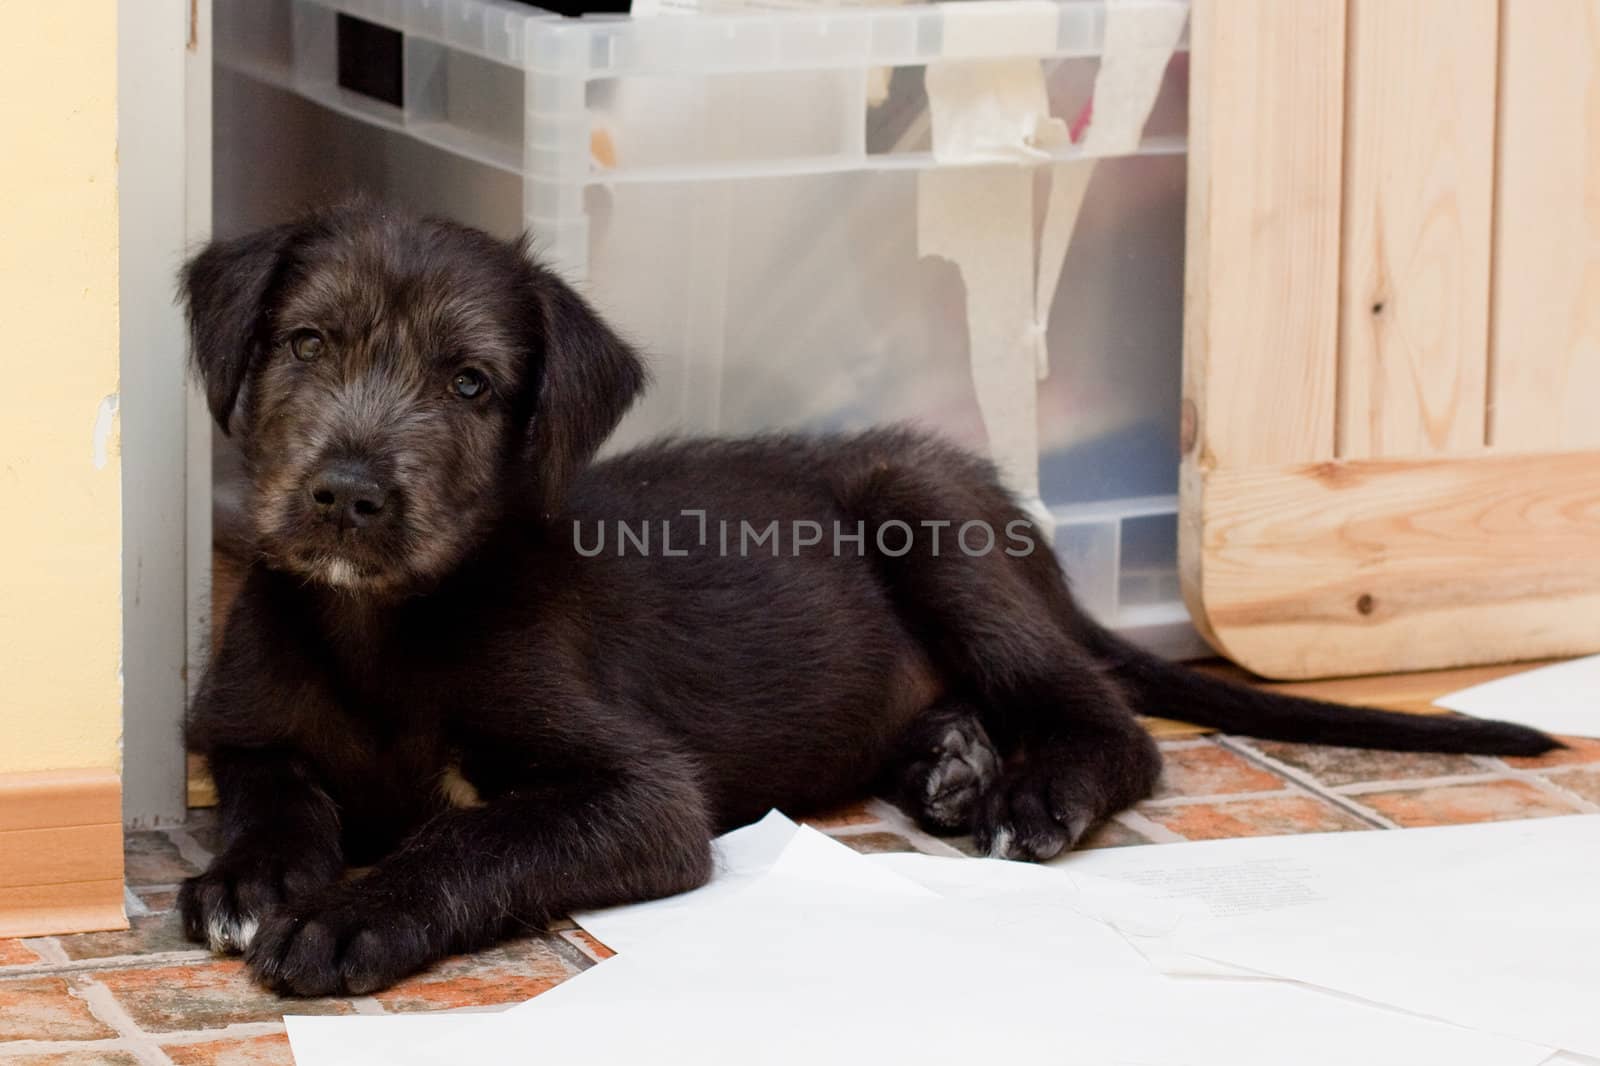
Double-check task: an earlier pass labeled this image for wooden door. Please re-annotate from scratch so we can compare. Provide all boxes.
[1182,0,1600,679]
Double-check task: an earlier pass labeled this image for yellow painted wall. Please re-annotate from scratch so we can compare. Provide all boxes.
[0,3,123,774]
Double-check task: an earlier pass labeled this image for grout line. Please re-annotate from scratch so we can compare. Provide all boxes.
[23,937,69,965]
[125,886,151,919]
[0,1038,138,1060]
[152,1021,287,1046]
[1214,737,1398,830]
[0,948,215,980]
[164,826,215,871]
[1140,788,1300,808]
[1482,758,1600,815]
[350,995,388,1015]
[1331,771,1515,796]
[74,975,176,1066]
[1531,763,1600,778]
[546,927,606,972]
[862,798,968,857]
[1155,738,1217,752]
[557,929,612,967]
[1112,808,1186,844]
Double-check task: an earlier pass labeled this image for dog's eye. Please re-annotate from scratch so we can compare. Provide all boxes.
[290,330,325,362]
[452,369,489,400]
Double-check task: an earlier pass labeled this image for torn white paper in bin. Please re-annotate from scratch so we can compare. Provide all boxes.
[917,164,1041,502]
[1434,655,1600,738]
[1078,0,1189,156]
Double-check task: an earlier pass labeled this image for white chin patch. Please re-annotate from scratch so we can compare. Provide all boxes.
[323,559,361,589]
[206,914,260,954]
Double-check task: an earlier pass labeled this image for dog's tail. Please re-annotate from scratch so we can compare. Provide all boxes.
[1080,624,1561,756]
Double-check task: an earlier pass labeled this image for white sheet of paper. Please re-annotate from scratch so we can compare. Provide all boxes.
[290,869,1546,1066]
[567,809,802,954]
[1167,816,1600,1057]
[288,820,1553,1066]
[1434,655,1600,737]
[1058,816,1600,982]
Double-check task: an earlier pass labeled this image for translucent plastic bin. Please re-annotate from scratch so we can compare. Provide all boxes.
[212,0,1205,656]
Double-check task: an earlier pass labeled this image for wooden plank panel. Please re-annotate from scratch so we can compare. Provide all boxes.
[1183,0,1345,471]
[0,824,123,889]
[1338,0,1497,458]
[1186,450,1600,678]
[0,768,119,833]
[1491,0,1600,450]
[0,880,126,939]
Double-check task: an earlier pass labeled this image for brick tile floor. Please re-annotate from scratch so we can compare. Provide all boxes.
[4,713,1596,1060]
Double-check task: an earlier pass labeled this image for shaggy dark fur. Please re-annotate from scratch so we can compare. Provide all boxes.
[177,202,1557,996]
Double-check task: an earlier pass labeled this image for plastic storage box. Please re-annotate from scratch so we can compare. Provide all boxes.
[212,0,1202,656]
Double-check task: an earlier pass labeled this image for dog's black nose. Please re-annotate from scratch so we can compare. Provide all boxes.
[308,461,390,530]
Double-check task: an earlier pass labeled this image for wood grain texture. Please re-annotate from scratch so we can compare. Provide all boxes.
[1338,0,1497,458]
[0,768,125,937]
[1491,0,1600,450]
[0,768,119,833]
[0,825,123,888]
[1186,451,1600,679]
[0,881,126,939]
[1183,0,1345,471]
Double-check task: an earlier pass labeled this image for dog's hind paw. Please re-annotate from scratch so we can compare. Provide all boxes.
[972,764,1095,862]
[892,704,1001,834]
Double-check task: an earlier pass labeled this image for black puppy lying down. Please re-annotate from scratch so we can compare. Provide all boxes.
[179,202,1555,995]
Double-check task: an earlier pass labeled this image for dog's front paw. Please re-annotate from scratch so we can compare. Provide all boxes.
[245,889,435,996]
[180,849,335,955]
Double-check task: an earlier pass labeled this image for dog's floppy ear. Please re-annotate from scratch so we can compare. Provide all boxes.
[180,222,301,433]
[525,263,648,518]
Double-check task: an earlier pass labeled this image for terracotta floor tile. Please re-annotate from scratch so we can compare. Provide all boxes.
[1546,768,1600,805]
[0,977,117,1042]
[134,887,180,913]
[92,961,352,1033]
[0,939,43,967]
[1152,744,1286,799]
[801,802,880,829]
[57,912,195,961]
[373,934,579,1013]
[1077,820,1155,849]
[123,831,203,887]
[1355,780,1582,827]
[1142,795,1370,841]
[1242,741,1488,788]
[165,1032,294,1066]
[1502,735,1600,770]
[562,929,616,962]
[836,831,918,855]
[3,1050,142,1065]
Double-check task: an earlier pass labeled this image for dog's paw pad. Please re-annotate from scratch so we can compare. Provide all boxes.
[902,717,1002,834]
